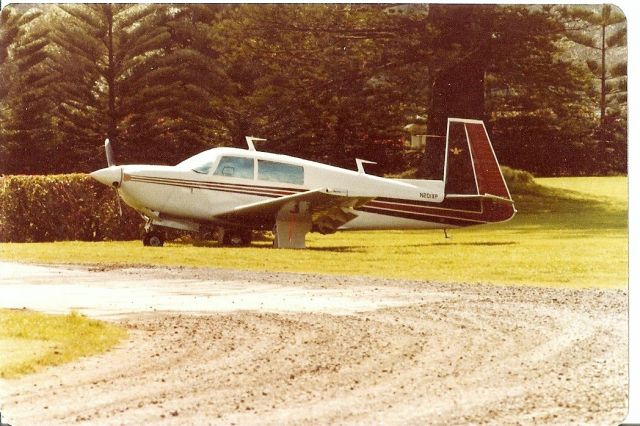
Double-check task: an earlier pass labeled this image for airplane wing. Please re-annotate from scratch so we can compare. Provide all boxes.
[211,188,372,233]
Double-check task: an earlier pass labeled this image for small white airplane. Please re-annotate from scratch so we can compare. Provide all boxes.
[90,118,516,248]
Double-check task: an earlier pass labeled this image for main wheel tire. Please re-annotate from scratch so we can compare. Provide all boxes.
[144,231,164,247]
[222,230,252,247]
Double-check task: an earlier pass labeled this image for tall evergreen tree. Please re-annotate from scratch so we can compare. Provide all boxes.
[49,4,230,171]
[0,6,23,163]
[482,6,596,175]
[560,4,627,173]
[117,4,230,164]
[49,4,174,170]
[1,5,60,174]
[0,4,622,176]
[0,6,22,98]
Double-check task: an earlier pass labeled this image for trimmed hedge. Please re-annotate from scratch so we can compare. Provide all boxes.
[0,174,141,242]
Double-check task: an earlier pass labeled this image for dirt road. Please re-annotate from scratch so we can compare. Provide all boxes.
[0,263,627,425]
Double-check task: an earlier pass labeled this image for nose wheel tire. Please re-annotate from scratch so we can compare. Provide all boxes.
[143,231,165,247]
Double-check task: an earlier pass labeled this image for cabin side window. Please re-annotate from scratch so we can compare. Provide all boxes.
[258,160,304,185]
[213,156,254,179]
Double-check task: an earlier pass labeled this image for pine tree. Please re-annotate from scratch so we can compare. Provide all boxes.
[49,4,162,170]
[117,4,230,164]
[0,6,22,165]
[0,4,619,176]
[482,6,596,175]
[1,5,60,174]
[0,7,21,98]
[49,4,230,171]
[561,4,627,173]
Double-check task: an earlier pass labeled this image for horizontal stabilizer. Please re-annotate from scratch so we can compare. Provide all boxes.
[445,193,515,205]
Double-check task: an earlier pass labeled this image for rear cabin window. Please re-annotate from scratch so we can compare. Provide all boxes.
[213,156,254,179]
[258,160,304,185]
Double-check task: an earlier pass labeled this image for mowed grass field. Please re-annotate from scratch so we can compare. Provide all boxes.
[0,309,126,378]
[0,176,628,289]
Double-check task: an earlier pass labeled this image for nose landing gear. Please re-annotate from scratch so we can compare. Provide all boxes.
[143,219,165,246]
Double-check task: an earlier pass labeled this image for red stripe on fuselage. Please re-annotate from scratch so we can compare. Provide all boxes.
[124,174,509,226]
[126,174,301,197]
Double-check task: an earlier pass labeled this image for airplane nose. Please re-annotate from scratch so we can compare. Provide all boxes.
[90,166,123,187]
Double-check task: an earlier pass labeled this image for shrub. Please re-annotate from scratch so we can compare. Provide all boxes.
[500,166,538,192]
[0,174,141,242]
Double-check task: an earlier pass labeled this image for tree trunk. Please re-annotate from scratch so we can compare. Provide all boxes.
[418,55,486,179]
[105,5,117,143]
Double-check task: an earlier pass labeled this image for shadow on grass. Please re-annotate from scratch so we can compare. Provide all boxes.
[170,240,367,253]
[425,241,518,247]
[510,183,627,232]
[172,240,220,248]
[305,246,367,253]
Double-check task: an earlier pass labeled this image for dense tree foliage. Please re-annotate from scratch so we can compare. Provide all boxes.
[211,4,423,171]
[0,4,627,176]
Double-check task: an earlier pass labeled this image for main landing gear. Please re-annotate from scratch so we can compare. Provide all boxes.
[143,230,165,247]
[217,227,252,247]
[140,221,251,247]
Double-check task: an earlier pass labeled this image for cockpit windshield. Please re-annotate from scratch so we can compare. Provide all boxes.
[176,151,217,174]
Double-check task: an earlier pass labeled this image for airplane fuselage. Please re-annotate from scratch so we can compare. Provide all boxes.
[90,118,516,247]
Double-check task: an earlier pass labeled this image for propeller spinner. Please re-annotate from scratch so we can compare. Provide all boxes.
[89,138,123,216]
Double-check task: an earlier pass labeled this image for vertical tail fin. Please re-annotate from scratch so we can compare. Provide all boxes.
[444,118,515,222]
[445,118,512,201]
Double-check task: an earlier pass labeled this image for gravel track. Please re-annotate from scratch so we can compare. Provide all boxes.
[0,264,628,425]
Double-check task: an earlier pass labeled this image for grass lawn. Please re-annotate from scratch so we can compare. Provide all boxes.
[536,176,628,203]
[0,177,628,289]
[0,309,126,378]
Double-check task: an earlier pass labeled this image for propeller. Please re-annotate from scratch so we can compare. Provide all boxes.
[114,185,123,217]
[105,138,116,167]
[104,138,123,217]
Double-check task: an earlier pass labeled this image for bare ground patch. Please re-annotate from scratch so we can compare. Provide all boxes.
[0,266,627,425]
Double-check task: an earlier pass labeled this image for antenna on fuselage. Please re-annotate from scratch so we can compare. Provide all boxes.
[355,158,377,174]
[245,136,266,151]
